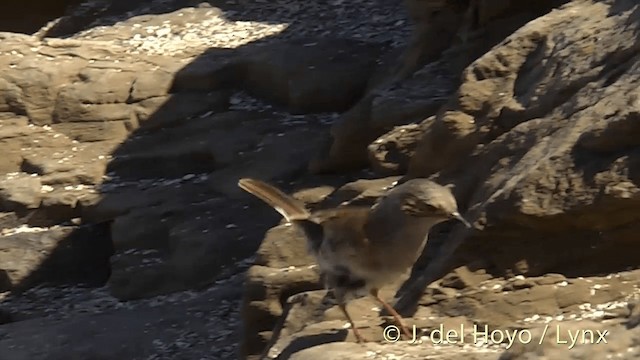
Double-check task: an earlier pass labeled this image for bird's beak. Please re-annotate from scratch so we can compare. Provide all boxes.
[450,211,472,228]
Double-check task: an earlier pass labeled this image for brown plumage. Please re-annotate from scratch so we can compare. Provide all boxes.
[238,177,470,343]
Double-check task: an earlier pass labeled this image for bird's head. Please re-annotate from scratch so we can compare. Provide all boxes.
[384,179,472,228]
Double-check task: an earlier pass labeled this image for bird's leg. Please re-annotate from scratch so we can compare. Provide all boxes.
[338,302,367,343]
[370,288,412,339]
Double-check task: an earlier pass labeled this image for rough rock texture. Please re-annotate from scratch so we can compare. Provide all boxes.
[0,0,404,300]
[1,0,639,359]
[311,0,569,172]
[368,118,433,175]
[0,0,412,359]
[242,0,640,359]
[405,0,640,279]
[0,224,112,292]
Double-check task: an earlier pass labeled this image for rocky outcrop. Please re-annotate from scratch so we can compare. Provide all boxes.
[405,0,640,279]
[367,118,433,175]
[0,1,410,358]
[1,0,639,359]
[311,0,569,173]
[242,0,640,359]
[0,0,399,298]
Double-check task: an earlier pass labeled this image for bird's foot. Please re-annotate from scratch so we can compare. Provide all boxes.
[380,315,413,341]
[398,323,413,339]
[351,326,368,344]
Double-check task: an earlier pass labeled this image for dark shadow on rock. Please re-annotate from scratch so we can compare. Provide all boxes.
[170,38,388,115]
[0,0,84,34]
[257,291,339,360]
[39,0,191,38]
[390,12,640,314]
[608,0,640,19]
[0,270,11,294]
[273,331,348,360]
[0,307,14,325]
[391,222,463,316]
[2,221,113,295]
[394,145,640,318]
[1,0,389,308]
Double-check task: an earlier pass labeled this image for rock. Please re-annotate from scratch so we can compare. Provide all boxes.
[103,184,261,300]
[0,212,22,232]
[241,265,322,359]
[243,1,640,358]
[51,122,130,143]
[311,1,563,173]
[95,103,330,300]
[401,0,471,67]
[0,21,335,304]
[256,271,640,359]
[0,173,42,212]
[78,187,161,224]
[255,225,317,269]
[0,223,111,292]
[401,0,640,280]
[0,33,208,131]
[390,3,639,330]
[204,116,329,198]
[287,341,499,360]
[440,266,492,290]
[2,0,640,360]
[238,38,385,114]
[133,91,230,131]
[100,157,331,301]
[499,320,640,360]
[0,116,31,173]
[0,7,334,310]
[308,55,460,173]
[37,190,81,224]
[39,168,104,186]
[368,119,432,176]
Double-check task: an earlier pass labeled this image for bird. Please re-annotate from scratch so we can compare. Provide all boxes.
[238,177,471,343]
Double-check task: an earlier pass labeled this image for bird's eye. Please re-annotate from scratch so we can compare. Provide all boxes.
[422,203,438,212]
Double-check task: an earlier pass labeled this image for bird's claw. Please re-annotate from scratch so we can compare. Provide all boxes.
[352,329,368,344]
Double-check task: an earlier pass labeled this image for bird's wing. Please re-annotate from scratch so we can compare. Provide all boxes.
[313,207,383,274]
[291,219,324,254]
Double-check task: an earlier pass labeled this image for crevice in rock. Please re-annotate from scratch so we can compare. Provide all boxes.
[600,50,640,88]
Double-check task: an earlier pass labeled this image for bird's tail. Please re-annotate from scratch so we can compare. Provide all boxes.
[238,178,310,221]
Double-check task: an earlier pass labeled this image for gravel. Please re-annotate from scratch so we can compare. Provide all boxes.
[66,0,411,57]
[0,257,254,359]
